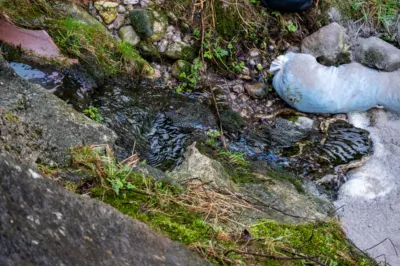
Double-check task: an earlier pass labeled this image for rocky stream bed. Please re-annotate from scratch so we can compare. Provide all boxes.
[1,0,400,265]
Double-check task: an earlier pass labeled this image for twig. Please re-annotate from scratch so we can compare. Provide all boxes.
[364,238,398,257]
[224,249,319,262]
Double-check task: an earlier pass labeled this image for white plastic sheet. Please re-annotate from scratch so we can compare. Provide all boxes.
[270,52,400,114]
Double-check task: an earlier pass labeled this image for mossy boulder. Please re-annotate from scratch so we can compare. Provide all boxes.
[171,60,192,79]
[137,41,161,60]
[129,9,153,38]
[94,1,119,24]
[164,42,196,60]
[129,9,167,42]
[149,11,168,42]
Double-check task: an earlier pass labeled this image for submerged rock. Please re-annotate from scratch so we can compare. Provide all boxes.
[0,150,210,266]
[355,37,400,72]
[301,22,351,66]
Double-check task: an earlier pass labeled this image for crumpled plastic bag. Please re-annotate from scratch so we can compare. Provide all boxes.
[270,52,400,114]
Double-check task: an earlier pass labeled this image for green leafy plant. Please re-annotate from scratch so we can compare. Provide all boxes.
[287,22,297,32]
[83,106,102,122]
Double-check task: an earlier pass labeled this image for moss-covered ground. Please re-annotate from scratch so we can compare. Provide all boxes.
[61,145,378,266]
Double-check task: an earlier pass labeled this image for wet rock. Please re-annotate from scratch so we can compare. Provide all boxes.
[119,26,140,46]
[268,117,314,147]
[301,22,351,66]
[171,60,191,79]
[94,1,119,24]
[0,55,116,165]
[0,150,210,266]
[113,14,125,29]
[355,37,400,72]
[164,42,196,60]
[168,143,235,190]
[244,82,268,99]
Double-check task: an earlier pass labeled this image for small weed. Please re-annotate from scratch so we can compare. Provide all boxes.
[287,23,297,33]
[206,129,221,147]
[218,150,249,167]
[83,106,102,122]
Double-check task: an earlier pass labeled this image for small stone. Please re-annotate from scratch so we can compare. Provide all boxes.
[171,60,192,79]
[241,67,250,76]
[244,82,268,99]
[149,11,168,42]
[124,0,139,4]
[158,39,168,53]
[94,1,119,24]
[113,15,125,29]
[119,26,141,46]
[232,84,244,94]
[125,4,134,11]
[117,5,126,13]
[249,48,260,58]
[164,42,196,60]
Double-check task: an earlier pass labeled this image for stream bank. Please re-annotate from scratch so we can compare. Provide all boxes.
[1,0,400,265]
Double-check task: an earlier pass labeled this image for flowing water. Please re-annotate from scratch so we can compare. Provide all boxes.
[336,110,400,265]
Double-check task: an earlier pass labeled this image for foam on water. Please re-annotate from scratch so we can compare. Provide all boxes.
[336,109,400,265]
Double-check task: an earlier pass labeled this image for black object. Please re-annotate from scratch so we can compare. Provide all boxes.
[261,0,313,12]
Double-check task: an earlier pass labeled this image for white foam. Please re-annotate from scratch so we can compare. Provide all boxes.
[336,109,400,265]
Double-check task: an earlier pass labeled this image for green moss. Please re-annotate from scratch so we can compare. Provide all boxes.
[267,168,305,194]
[220,108,245,133]
[71,145,376,265]
[249,219,375,266]
[129,9,153,38]
[214,1,241,40]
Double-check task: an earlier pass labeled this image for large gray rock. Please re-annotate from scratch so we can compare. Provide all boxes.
[240,172,331,224]
[301,22,351,66]
[0,55,117,165]
[355,37,400,72]
[0,150,210,266]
